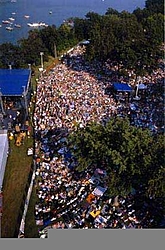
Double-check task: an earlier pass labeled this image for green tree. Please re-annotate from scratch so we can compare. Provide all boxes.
[68,118,165,197]
[110,13,145,70]
[133,7,149,22]
[105,8,119,16]
[144,13,164,46]
[0,43,24,68]
[85,13,118,61]
[39,25,58,57]
[147,134,165,198]
[73,18,90,41]
[56,23,78,52]
[18,30,48,66]
[145,0,164,14]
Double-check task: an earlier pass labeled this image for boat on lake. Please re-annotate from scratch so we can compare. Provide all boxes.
[6,26,13,31]
[9,17,15,22]
[27,22,40,27]
[14,24,21,28]
[39,22,48,27]
[2,20,11,24]
[27,22,48,28]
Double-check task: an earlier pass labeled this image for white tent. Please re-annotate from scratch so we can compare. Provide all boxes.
[138,83,147,90]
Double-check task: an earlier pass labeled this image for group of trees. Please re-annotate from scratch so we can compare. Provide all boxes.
[75,0,163,75]
[68,118,165,199]
[0,22,78,68]
[0,0,163,76]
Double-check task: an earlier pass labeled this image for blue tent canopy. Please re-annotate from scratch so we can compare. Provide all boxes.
[113,82,132,92]
[0,69,31,96]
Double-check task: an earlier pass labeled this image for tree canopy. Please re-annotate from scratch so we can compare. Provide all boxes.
[145,0,164,14]
[83,8,163,75]
[68,118,165,198]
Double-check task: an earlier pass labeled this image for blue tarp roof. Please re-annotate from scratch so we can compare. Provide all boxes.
[113,82,132,92]
[0,69,31,96]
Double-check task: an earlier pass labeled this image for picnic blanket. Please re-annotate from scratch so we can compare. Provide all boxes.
[92,186,107,197]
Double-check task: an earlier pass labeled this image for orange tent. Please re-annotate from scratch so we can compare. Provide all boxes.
[86,193,95,204]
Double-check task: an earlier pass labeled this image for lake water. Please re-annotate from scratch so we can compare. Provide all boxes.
[0,0,145,44]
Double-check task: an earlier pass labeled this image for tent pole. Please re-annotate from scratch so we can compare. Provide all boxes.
[0,90,5,115]
[135,76,141,98]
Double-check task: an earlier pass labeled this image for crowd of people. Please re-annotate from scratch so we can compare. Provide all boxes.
[34,45,117,132]
[114,82,164,134]
[34,45,164,134]
[33,44,164,236]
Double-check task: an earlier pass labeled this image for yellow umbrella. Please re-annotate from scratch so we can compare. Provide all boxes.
[90,210,100,218]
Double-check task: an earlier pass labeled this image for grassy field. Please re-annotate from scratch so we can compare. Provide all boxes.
[1,137,33,238]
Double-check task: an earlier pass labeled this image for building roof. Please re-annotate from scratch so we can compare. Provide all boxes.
[0,69,31,96]
[113,82,132,92]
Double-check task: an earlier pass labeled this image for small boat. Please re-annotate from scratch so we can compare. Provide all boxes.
[49,11,52,14]
[39,22,48,27]
[6,26,13,31]
[2,20,11,24]
[14,24,21,28]
[9,17,15,22]
[27,22,40,27]
[24,15,30,19]
[27,22,48,28]
[12,12,16,15]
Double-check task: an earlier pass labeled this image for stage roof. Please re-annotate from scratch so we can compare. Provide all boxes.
[0,69,31,96]
[113,82,132,92]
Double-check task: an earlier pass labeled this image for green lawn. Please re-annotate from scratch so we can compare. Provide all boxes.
[1,137,33,238]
